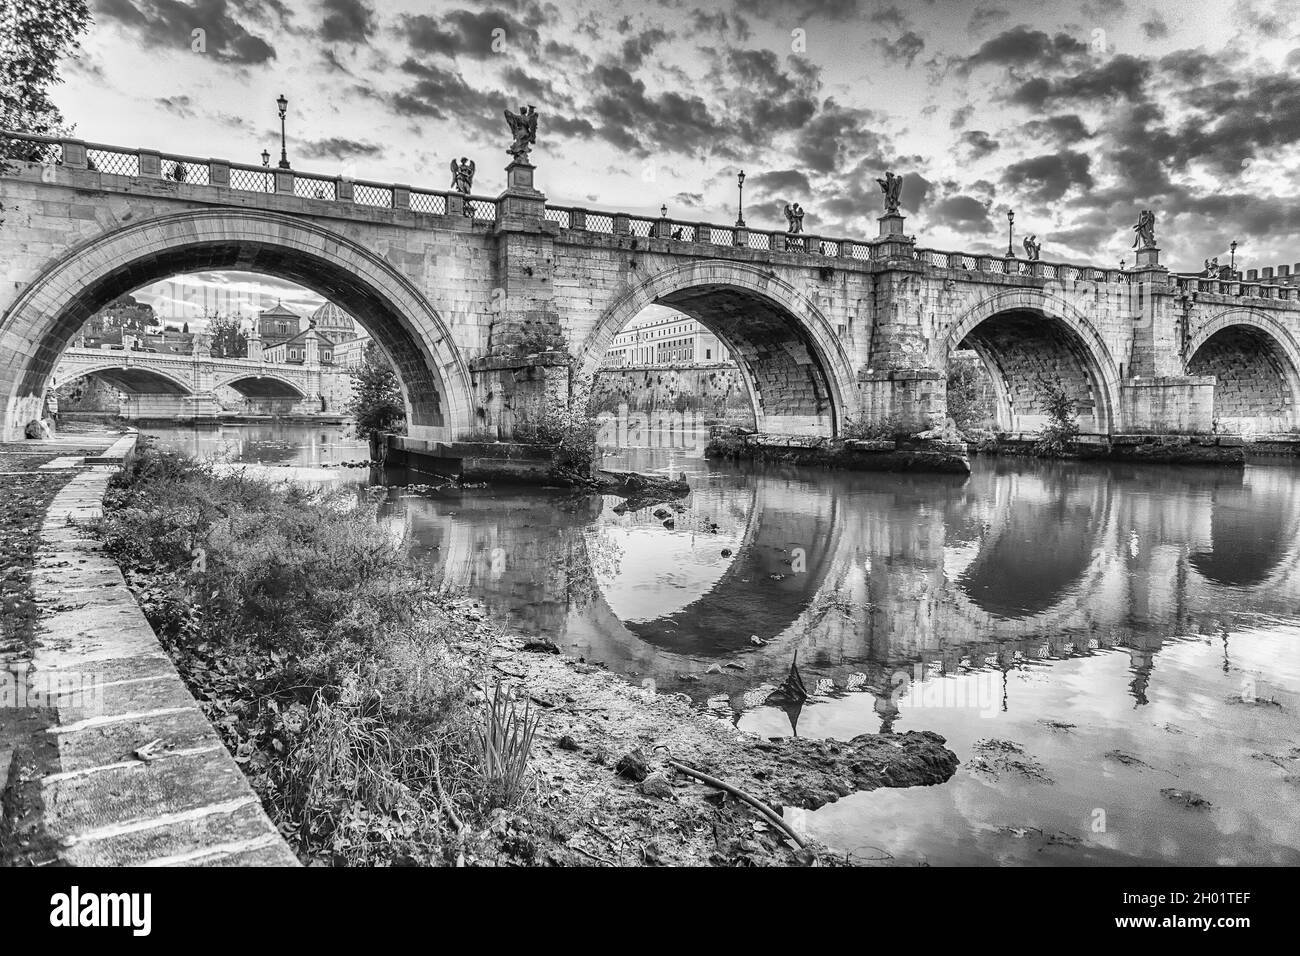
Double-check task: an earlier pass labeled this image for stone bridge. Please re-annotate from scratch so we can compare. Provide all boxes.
[51,345,325,418]
[4,130,1300,443]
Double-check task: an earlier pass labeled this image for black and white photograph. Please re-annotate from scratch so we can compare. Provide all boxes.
[0,0,1295,929]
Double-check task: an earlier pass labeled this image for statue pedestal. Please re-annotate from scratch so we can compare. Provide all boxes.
[497,159,545,226]
[878,213,906,236]
[506,159,537,192]
[1134,245,1163,270]
[869,213,914,260]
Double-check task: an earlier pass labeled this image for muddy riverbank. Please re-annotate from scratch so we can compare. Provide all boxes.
[457,622,957,865]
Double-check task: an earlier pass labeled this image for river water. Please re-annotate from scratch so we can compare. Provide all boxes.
[147,422,1300,866]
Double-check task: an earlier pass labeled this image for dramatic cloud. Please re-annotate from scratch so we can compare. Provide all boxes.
[93,0,277,64]
[959,26,1087,71]
[960,130,1000,159]
[1002,150,1094,201]
[929,195,995,233]
[1140,11,1169,39]
[298,136,384,159]
[318,0,376,43]
[875,31,925,67]
[748,169,813,197]
[398,8,539,60]
[1021,114,1092,146]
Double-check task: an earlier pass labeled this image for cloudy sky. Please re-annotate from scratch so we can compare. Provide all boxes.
[55,0,1300,320]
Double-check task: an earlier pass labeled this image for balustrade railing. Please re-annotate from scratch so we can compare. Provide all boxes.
[4,129,1297,301]
[229,164,275,193]
[409,190,447,215]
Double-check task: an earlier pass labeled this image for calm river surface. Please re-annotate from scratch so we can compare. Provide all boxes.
[150,422,1300,866]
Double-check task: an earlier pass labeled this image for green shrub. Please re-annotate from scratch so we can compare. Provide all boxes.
[347,342,406,440]
[514,376,601,475]
[1034,379,1080,457]
[840,414,904,441]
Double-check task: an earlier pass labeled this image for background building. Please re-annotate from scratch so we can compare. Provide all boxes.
[601,311,734,368]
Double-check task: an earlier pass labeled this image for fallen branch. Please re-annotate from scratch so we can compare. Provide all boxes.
[570,843,614,866]
[664,757,808,849]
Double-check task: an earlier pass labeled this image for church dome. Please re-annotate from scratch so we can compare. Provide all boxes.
[310,302,358,339]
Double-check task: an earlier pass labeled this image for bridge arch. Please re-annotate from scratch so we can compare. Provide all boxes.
[56,362,195,396]
[212,371,308,399]
[1,209,473,441]
[944,288,1122,434]
[1185,309,1300,434]
[579,260,855,436]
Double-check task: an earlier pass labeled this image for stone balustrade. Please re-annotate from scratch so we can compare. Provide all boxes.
[3,128,1297,305]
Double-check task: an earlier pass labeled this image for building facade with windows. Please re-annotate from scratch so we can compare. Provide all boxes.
[601,312,734,368]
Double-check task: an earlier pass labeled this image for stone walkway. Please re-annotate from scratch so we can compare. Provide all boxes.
[3,435,298,866]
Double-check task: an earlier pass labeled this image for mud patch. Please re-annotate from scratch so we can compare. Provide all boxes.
[1160,788,1211,810]
[968,739,1052,783]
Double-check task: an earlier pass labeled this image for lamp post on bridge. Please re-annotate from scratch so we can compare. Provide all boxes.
[1230,240,1238,277]
[1006,209,1015,258]
[276,94,290,170]
[261,150,270,193]
[735,170,746,228]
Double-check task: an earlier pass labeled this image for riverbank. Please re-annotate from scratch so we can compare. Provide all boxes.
[77,446,958,866]
[58,411,348,428]
[706,431,972,475]
[978,432,1248,465]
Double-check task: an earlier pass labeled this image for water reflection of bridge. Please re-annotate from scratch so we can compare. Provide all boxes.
[383,460,1300,726]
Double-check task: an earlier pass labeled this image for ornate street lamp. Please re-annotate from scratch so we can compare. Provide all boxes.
[261,149,270,192]
[276,94,290,169]
[736,170,746,228]
[660,203,668,218]
[1230,240,1238,276]
[1006,209,1015,257]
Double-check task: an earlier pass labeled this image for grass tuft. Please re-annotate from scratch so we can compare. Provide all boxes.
[474,683,540,811]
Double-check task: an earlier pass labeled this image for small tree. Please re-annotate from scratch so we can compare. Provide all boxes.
[347,341,406,439]
[207,313,248,358]
[1034,378,1080,456]
[514,375,601,476]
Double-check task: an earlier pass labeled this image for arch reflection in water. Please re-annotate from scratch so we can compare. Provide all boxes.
[305,436,1300,866]
[385,457,1300,725]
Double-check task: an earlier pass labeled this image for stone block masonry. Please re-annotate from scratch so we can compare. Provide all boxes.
[6,139,1300,448]
[3,444,298,866]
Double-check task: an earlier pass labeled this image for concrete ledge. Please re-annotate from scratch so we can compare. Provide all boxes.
[9,463,299,867]
[83,430,138,466]
[385,434,561,482]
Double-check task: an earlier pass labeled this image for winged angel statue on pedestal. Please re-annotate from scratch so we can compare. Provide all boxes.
[449,157,475,194]
[504,105,538,161]
[875,171,903,214]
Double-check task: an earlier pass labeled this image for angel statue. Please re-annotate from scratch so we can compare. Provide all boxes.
[503,104,538,160]
[1023,234,1042,260]
[1204,256,1219,277]
[450,157,475,194]
[875,170,903,214]
[784,202,805,233]
[1132,209,1156,249]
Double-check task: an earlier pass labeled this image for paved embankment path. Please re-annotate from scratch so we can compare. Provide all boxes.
[7,434,298,866]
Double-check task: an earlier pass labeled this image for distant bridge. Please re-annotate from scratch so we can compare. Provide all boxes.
[3,129,1300,442]
[51,346,329,418]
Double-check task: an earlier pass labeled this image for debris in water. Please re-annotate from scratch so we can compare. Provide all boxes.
[1161,788,1211,809]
